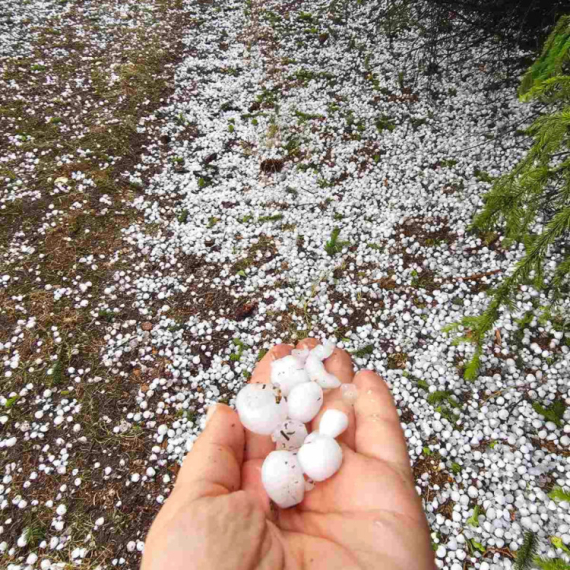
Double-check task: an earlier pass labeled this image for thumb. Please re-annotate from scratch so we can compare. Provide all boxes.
[175,404,245,501]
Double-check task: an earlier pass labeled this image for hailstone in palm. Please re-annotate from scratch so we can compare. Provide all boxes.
[305,341,341,389]
[287,381,324,423]
[261,450,305,508]
[235,384,288,435]
[271,419,308,451]
[319,409,349,438]
[271,355,310,397]
[297,432,343,482]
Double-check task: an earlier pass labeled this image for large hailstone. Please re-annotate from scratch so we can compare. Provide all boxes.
[305,342,341,389]
[311,341,335,360]
[287,382,324,423]
[261,450,305,508]
[271,419,308,451]
[297,432,343,482]
[270,355,310,397]
[291,346,310,364]
[319,409,349,439]
[235,384,288,435]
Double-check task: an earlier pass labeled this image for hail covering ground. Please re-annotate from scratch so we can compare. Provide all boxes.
[0,0,569,568]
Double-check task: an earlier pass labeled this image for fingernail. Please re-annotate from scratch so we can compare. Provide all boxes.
[205,404,217,427]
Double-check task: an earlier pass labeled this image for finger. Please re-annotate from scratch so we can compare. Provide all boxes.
[353,370,412,471]
[296,339,356,449]
[175,404,244,501]
[244,344,293,461]
[241,458,273,517]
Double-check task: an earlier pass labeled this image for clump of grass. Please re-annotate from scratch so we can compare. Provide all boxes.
[5,395,20,409]
[474,167,494,183]
[451,462,462,475]
[515,531,538,570]
[177,209,189,223]
[535,558,570,570]
[50,358,64,387]
[467,504,482,527]
[549,487,570,502]
[375,114,396,133]
[294,110,325,123]
[351,344,374,358]
[24,522,47,547]
[256,349,268,361]
[207,216,220,228]
[230,338,249,362]
[532,400,566,428]
[426,391,460,407]
[367,242,384,251]
[258,214,284,222]
[98,309,115,322]
[325,227,350,256]
[294,68,318,84]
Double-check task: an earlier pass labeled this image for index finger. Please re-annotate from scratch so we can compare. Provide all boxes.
[353,370,412,473]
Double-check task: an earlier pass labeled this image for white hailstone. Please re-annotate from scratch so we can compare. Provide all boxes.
[95,517,104,526]
[126,541,136,552]
[271,420,308,451]
[146,467,156,478]
[26,553,38,564]
[305,343,341,389]
[40,561,52,570]
[287,382,324,423]
[312,341,335,360]
[17,534,28,548]
[297,433,343,482]
[55,504,67,516]
[319,409,349,439]
[270,355,310,397]
[261,451,305,508]
[291,347,310,363]
[340,384,359,405]
[131,473,140,483]
[236,384,288,435]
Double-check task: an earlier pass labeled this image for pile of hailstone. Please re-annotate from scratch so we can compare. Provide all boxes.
[235,342,359,508]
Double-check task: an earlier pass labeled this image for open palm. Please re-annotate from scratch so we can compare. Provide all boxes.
[141,340,435,570]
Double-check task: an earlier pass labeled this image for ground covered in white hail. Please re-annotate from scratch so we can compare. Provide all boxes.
[1,0,569,567]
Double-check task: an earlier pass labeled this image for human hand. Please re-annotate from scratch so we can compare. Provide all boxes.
[141,339,435,570]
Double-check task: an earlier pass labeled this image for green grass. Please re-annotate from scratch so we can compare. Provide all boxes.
[325,227,350,256]
[256,349,268,362]
[474,168,494,183]
[258,214,284,222]
[535,558,570,570]
[426,391,460,407]
[375,114,396,133]
[467,505,481,527]
[515,531,538,570]
[351,344,374,358]
[549,487,570,502]
[451,462,462,475]
[532,400,566,428]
